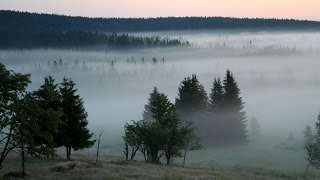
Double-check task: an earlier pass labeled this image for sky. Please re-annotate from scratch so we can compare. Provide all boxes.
[1,0,320,21]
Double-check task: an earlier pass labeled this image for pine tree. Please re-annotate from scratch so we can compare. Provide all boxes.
[221,70,248,144]
[249,117,261,140]
[208,77,224,113]
[175,74,208,123]
[56,78,95,160]
[142,87,159,123]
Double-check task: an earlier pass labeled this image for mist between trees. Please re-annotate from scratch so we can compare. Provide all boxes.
[0,60,249,174]
[123,70,248,165]
[3,60,320,178]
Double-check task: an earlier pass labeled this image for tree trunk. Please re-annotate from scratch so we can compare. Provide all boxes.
[304,161,311,180]
[95,139,100,164]
[66,147,71,160]
[183,148,188,167]
[123,143,129,160]
[0,126,13,169]
[21,146,26,178]
[130,146,139,160]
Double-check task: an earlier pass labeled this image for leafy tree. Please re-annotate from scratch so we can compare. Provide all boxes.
[0,65,60,176]
[15,93,60,177]
[181,122,202,167]
[151,91,182,165]
[55,78,95,160]
[0,63,30,169]
[175,74,208,123]
[123,120,145,160]
[304,143,320,179]
[123,88,194,165]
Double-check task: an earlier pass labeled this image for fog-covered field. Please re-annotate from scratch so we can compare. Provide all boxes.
[1,31,320,175]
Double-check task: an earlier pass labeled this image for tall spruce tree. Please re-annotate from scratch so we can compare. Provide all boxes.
[142,87,159,123]
[56,78,95,160]
[221,70,248,144]
[208,77,224,113]
[175,74,208,123]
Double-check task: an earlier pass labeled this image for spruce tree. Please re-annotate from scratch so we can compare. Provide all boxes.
[208,77,224,113]
[56,78,95,160]
[221,70,248,144]
[249,117,261,140]
[142,87,159,123]
[175,74,208,123]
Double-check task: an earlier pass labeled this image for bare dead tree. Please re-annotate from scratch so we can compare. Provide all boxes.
[95,128,104,164]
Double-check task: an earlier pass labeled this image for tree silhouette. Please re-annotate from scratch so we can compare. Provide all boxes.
[55,78,95,160]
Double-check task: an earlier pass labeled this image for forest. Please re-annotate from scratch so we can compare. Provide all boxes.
[1,10,320,33]
[0,30,189,49]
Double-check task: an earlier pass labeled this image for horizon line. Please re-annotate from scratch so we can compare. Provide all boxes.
[1,9,320,23]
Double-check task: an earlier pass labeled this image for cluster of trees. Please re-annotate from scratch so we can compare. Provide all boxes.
[123,70,247,165]
[0,63,95,177]
[2,11,320,33]
[123,88,202,166]
[175,71,248,145]
[0,31,189,49]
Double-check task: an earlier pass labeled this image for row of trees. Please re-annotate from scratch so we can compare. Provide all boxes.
[0,31,190,49]
[123,88,202,165]
[175,71,247,145]
[2,11,320,33]
[123,70,247,165]
[0,63,95,176]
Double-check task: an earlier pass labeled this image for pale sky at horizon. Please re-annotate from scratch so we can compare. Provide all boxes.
[1,0,320,21]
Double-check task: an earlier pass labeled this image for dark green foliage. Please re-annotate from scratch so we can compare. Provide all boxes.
[206,70,248,145]
[142,87,159,123]
[208,77,224,113]
[32,76,63,151]
[123,88,201,165]
[220,70,248,144]
[0,64,61,176]
[0,63,31,169]
[0,31,189,49]
[55,78,95,160]
[175,74,208,123]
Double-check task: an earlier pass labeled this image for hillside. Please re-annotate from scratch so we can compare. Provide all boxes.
[1,10,320,33]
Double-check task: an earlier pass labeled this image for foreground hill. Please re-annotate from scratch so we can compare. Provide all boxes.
[1,10,320,33]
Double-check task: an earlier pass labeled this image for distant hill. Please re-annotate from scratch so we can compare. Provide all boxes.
[1,10,320,32]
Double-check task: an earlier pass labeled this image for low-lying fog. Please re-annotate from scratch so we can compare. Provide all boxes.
[1,30,320,173]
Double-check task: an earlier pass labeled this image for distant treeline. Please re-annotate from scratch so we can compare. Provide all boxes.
[0,30,189,49]
[1,10,320,33]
